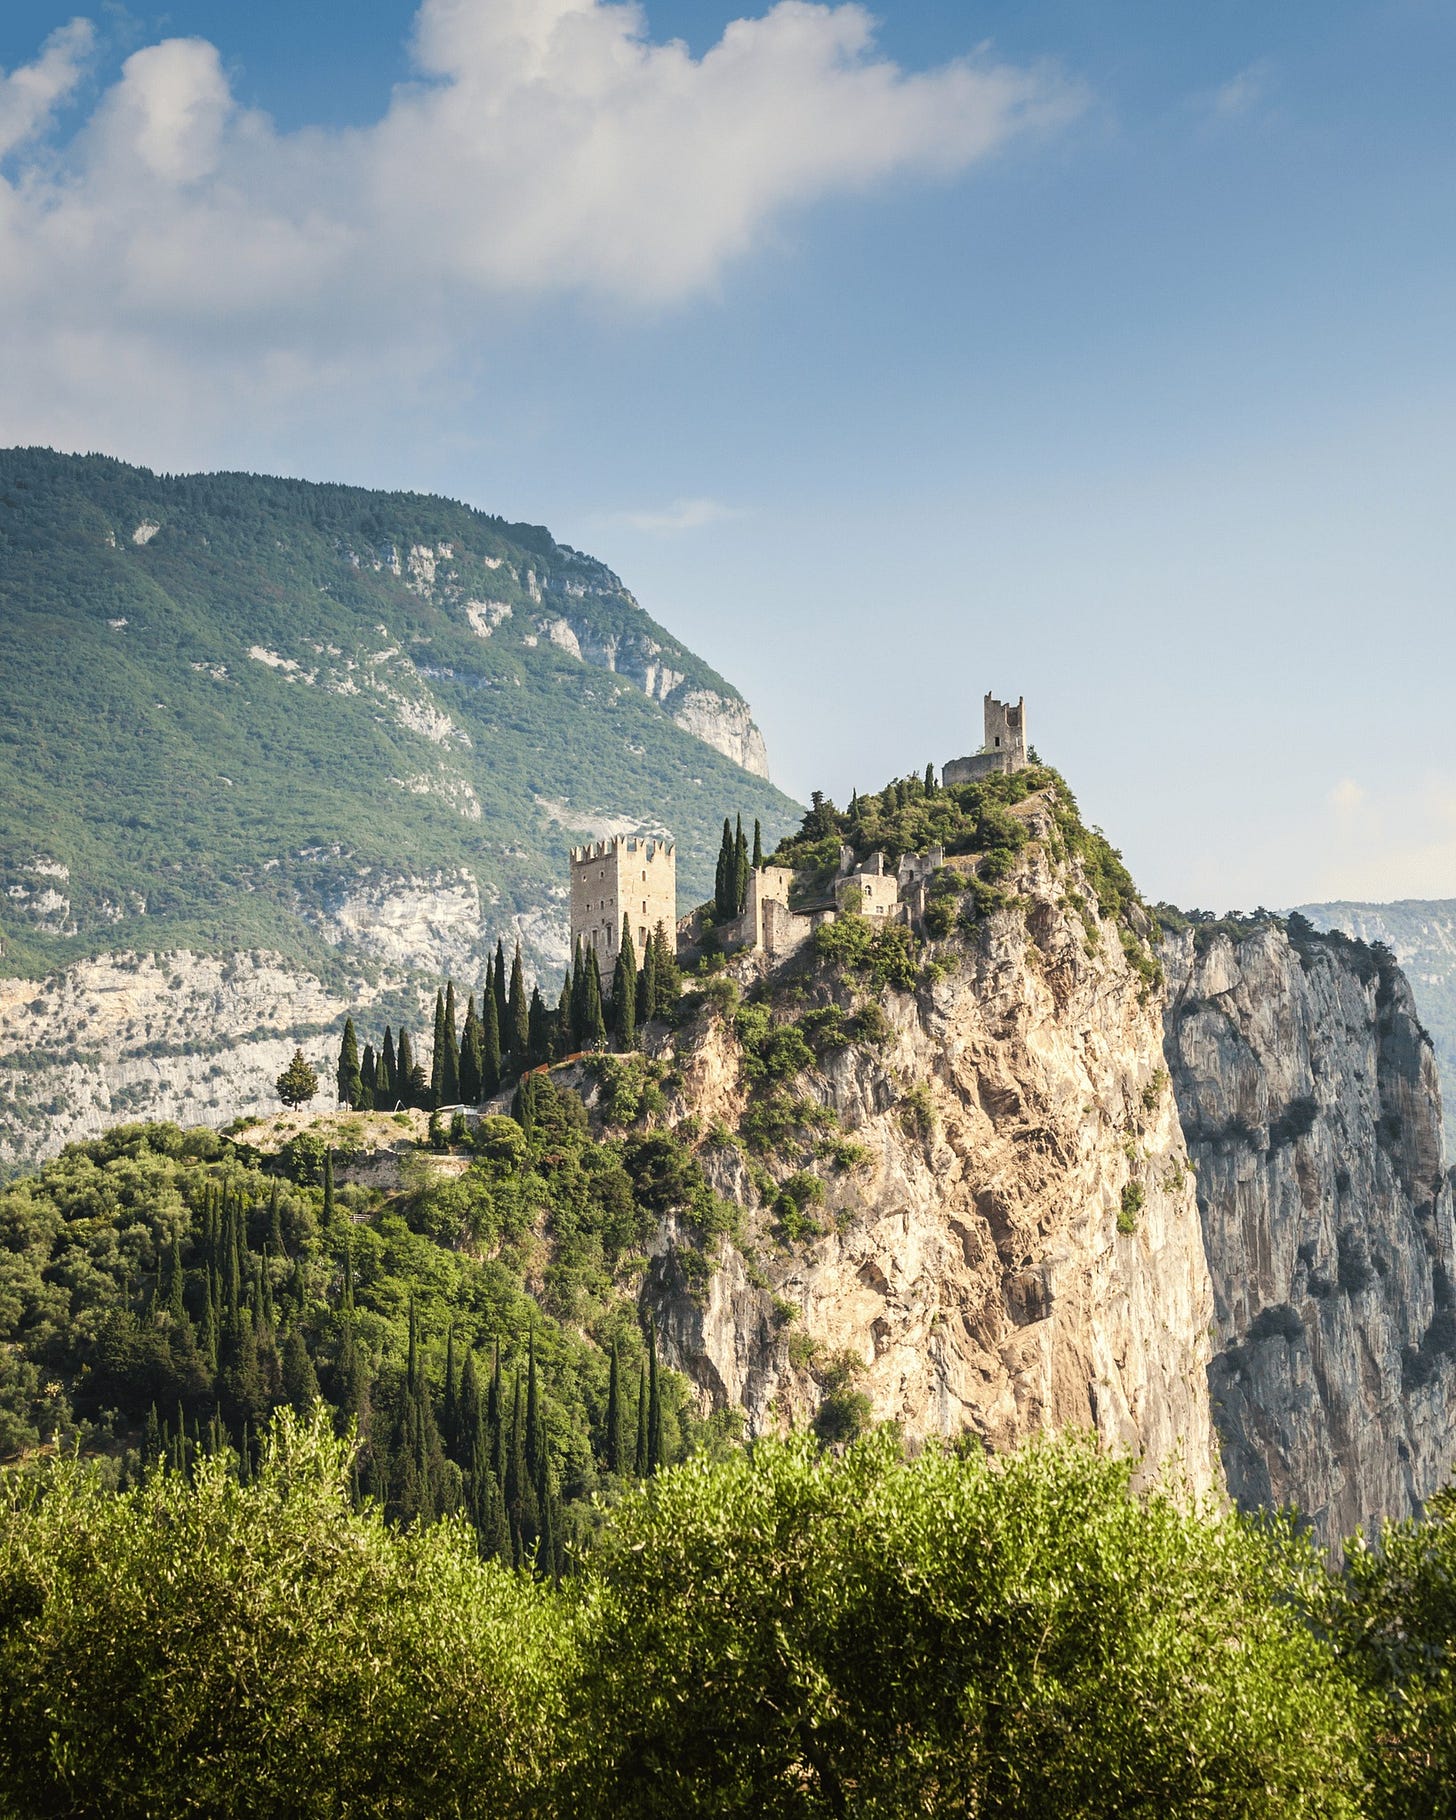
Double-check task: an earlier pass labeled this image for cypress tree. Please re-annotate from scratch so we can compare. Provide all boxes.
[492,938,509,1042]
[612,917,638,1050]
[508,944,530,1059]
[358,1044,376,1111]
[633,1360,649,1477]
[583,946,607,1048]
[715,817,735,918]
[734,813,749,914]
[647,1319,663,1476]
[442,982,461,1104]
[924,761,936,796]
[525,1329,542,1482]
[639,930,658,1027]
[267,1183,284,1259]
[166,1229,186,1325]
[336,1018,363,1109]
[373,1045,390,1105]
[458,995,482,1104]
[282,1327,320,1413]
[322,1151,335,1226]
[752,817,763,870]
[554,975,571,1060]
[569,941,586,1048]
[489,1339,505,1487]
[429,989,447,1108]
[441,1323,459,1459]
[381,1026,398,1102]
[143,1402,163,1472]
[650,923,681,1021]
[480,988,502,1097]
[458,1346,480,1474]
[605,1341,623,1474]
[396,1028,416,1105]
[524,987,545,1065]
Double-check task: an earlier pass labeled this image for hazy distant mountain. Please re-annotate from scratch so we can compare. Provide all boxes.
[1297,898,1456,1141]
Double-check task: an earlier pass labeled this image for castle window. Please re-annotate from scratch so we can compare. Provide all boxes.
[640,926,647,946]
[994,736,1001,748]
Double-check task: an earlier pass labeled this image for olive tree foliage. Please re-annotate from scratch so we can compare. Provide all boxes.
[564,1432,1368,1820]
[0,1408,570,1819]
[1318,1481,1456,1820]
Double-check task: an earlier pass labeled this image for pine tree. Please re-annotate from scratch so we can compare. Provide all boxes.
[442,982,460,1104]
[752,817,763,870]
[612,917,638,1050]
[633,1360,649,1477]
[508,944,530,1059]
[381,1027,398,1103]
[605,1341,623,1474]
[459,994,483,1104]
[336,1018,363,1109]
[358,1044,377,1111]
[480,988,502,1097]
[429,989,447,1109]
[734,813,749,914]
[528,987,549,1066]
[276,1049,319,1110]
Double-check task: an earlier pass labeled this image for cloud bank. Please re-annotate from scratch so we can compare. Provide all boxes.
[0,1,1077,455]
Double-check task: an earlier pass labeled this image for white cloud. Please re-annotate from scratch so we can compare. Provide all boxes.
[604,497,742,534]
[0,18,93,159]
[0,1,1081,452]
[1328,777,1369,815]
[1202,61,1272,121]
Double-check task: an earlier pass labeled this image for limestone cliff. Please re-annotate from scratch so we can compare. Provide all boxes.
[1162,916,1456,1542]
[641,810,1219,1494]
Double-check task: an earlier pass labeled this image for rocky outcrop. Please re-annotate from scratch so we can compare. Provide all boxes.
[1163,918,1456,1543]
[667,689,771,778]
[647,822,1219,1494]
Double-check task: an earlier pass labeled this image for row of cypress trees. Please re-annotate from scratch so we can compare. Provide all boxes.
[337,923,684,1111]
[714,814,764,920]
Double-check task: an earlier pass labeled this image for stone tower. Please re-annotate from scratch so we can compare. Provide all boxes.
[569,835,676,964]
[942,694,1029,787]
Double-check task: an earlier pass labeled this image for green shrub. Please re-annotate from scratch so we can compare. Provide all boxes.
[1119,1180,1146,1233]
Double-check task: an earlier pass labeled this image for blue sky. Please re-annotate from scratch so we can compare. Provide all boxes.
[1,1,1453,910]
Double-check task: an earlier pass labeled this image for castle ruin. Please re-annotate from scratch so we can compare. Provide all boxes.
[942,694,1027,786]
[569,834,676,962]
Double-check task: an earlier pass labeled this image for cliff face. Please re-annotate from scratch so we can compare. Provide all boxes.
[646,815,1219,1495]
[0,951,369,1172]
[1163,919,1456,1542]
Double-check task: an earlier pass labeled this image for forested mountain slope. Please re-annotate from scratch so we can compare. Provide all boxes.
[0,449,798,1168]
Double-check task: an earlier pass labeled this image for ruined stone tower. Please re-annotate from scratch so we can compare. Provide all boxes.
[942,694,1028,786]
[569,835,676,963]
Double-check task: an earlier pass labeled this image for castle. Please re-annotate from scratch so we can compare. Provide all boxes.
[942,694,1027,786]
[569,835,676,961]
[568,693,1026,969]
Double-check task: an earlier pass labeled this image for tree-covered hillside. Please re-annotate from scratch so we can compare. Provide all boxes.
[0,448,798,981]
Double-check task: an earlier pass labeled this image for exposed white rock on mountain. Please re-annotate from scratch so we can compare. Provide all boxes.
[1163,920,1456,1545]
[643,816,1219,1494]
